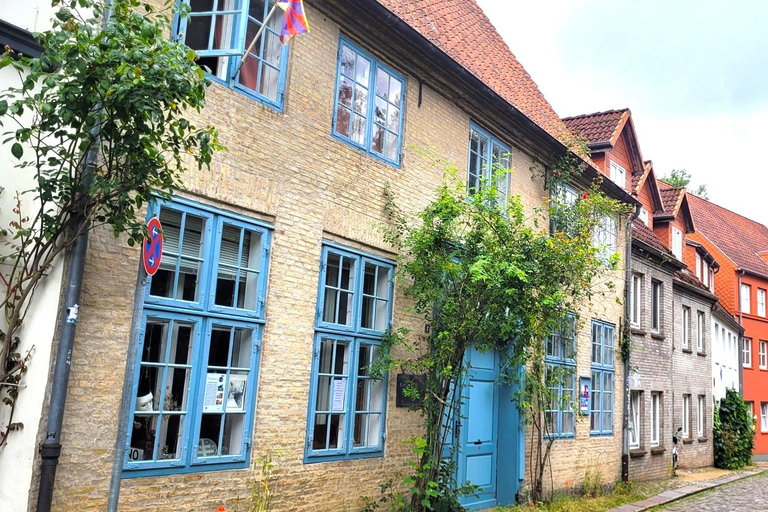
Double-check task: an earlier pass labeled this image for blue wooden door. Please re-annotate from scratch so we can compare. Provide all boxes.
[457,346,499,510]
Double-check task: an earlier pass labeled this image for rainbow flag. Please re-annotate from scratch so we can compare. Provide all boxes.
[277,0,309,44]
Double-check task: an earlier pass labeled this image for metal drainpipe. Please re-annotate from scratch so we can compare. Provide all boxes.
[36,4,112,511]
[622,205,642,483]
[738,269,745,395]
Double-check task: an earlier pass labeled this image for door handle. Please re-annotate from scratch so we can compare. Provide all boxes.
[473,439,482,445]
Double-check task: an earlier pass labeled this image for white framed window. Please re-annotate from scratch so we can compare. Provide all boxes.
[697,311,705,352]
[681,307,690,349]
[762,403,768,433]
[697,395,705,438]
[609,160,627,189]
[593,214,618,264]
[702,262,709,287]
[651,281,661,332]
[744,338,752,367]
[671,227,683,260]
[631,274,641,327]
[759,289,766,317]
[639,208,649,227]
[682,394,691,439]
[651,392,660,447]
[746,401,755,422]
[695,253,702,279]
[760,340,767,369]
[629,391,641,448]
[709,268,715,292]
[741,283,751,314]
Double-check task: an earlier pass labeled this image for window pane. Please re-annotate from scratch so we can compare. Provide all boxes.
[389,77,402,106]
[371,124,384,154]
[355,55,370,85]
[385,132,398,162]
[199,414,223,456]
[351,114,366,145]
[374,97,387,125]
[340,45,355,78]
[323,254,355,325]
[336,106,351,137]
[222,413,245,455]
[152,210,205,302]
[214,225,262,311]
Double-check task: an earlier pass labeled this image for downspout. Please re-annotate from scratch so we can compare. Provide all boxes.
[622,204,642,482]
[36,4,113,512]
[738,269,746,395]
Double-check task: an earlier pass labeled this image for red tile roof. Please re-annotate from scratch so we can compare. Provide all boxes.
[375,0,566,139]
[674,268,716,299]
[688,194,768,278]
[561,109,628,146]
[632,221,675,258]
[657,181,686,217]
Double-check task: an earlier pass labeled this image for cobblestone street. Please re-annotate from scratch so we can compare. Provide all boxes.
[655,472,768,511]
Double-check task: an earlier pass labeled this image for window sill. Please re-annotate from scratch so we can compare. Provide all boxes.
[698,351,707,357]
[650,447,665,455]
[629,449,647,458]
[630,328,647,336]
[650,332,665,340]
[683,439,694,445]
[698,437,708,443]
[682,347,693,354]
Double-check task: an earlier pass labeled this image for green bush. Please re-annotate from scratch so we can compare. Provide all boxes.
[714,388,754,469]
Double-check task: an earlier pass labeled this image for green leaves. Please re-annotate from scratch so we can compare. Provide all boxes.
[10,143,23,159]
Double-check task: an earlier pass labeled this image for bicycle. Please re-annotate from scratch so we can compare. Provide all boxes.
[672,427,683,476]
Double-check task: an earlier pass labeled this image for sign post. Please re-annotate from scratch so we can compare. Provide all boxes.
[143,217,163,276]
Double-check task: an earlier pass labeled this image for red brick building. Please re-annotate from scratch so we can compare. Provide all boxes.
[688,195,768,454]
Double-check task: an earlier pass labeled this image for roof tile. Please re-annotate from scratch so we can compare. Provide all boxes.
[632,222,675,257]
[561,109,628,145]
[657,181,685,217]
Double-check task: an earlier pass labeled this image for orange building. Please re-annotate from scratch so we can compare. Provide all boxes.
[688,195,768,454]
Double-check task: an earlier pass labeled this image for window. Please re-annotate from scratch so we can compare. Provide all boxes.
[609,160,626,189]
[682,394,691,439]
[681,307,690,349]
[697,311,705,352]
[762,403,768,433]
[695,253,702,279]
[629,391,641,448]
[709,268,714,292]
[759,289,766,317]
[468,123,510,198]
[639,208,649,227]
[744,338,752,367]
[697,395,705,438]
[176,0,289,108]
[631,274,641,327]
[545,315,576,438]
[651,281,661,332]
[651,392,660,447]
[741,283,751,314]
[671,227,683,260]
[590,321,615,435]
[760,340,767,369]
[746,401,754,421]
[332,38,405,166]
[306,244,394,460]
[593,214,617,263]
[125,199,272,474]
[702,262,709,287]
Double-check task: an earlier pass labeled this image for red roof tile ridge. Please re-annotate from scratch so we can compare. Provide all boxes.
[561,108,630,122]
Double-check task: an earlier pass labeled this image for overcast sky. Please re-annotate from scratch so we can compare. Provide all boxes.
[476,0,768,226]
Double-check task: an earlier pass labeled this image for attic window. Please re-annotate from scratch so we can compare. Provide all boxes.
[609,161,626,190]
[639,208,649,227]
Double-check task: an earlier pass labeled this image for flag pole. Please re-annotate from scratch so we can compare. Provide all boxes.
[233,3,279,77]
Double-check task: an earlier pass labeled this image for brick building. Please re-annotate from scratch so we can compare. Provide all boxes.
[1,1,636,511]
[687,194,768,455]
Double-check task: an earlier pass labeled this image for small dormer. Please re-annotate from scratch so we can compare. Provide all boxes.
[686,239,719,292]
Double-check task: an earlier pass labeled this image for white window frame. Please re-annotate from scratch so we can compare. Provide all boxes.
[629,391,641,449]
[609,160,627,189]
[709,268,715,292]
[682,307,690,349]
[650,392,660,447]
[762,403,768,433]
[760,340,767,369]
[697,395,705,438]
[671,227,683,261]
[696,311,704,352]
[702,262,709,287]
[639,208,649,227]
[651,281,661,332]
[593,214,618,264]
[695,253,702,279]
[631,274,641,327]
[741,283,751,314]
[744,338,752,367]
[682,394,690,439]
[759,289,766,317]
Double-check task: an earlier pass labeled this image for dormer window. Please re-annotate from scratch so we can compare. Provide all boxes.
[671,227,683,261]
[609,161,626,189]
[639,208,649,227]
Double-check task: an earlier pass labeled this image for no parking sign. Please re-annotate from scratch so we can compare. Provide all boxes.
[143,217,163,276]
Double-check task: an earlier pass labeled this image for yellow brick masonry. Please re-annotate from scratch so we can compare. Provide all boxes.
[27,5,624,511]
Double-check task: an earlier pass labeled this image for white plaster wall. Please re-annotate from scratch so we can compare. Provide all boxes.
[0,5,62,510]
[712,314,740,402]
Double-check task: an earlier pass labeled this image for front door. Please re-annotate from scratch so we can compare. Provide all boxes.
[457,346,499,510]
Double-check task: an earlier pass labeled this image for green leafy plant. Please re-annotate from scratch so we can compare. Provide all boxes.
[368,155,628,509]
[581,465,602,498]
[0,0,222,448]
[714,388,754,469]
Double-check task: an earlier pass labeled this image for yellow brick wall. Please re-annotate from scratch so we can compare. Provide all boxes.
[33,5,563,512]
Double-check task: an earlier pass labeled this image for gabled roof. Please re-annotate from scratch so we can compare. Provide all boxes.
[656,181,695,233]
[634,160,664,213]
[632,222,680,263]
[376,0,566,139]
[562,109,628,146]
[688,194,768,279]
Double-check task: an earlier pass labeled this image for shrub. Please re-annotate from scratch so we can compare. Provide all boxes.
[714,388,754,469]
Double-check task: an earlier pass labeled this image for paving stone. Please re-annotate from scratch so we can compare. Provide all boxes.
[654,472,768,511]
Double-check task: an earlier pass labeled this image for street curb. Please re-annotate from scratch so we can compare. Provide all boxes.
[606,468,766,512]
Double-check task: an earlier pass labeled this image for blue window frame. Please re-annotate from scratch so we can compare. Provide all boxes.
[175,0,289,109]
[545,315,576,438]
[590,320,615,436]
[332,38,405,167]
[124,197,271,476]
[467,123,510,197]
[306,244,394,461]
